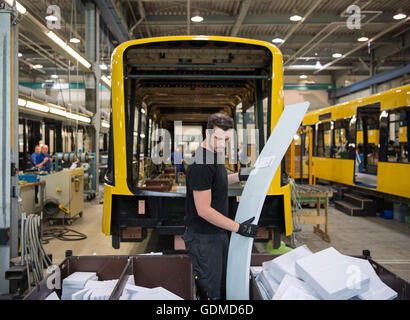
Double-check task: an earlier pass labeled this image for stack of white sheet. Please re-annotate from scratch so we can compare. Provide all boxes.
[61,272,98,300]
[263,245,313,283]
[119,275,184,300]
[72,279,119,300]
[255,264,280,299]
[295,247,371,300]
[254,246,398,300]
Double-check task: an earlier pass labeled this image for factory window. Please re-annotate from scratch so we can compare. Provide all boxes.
[317,122,332,157]
[334,119,350,159]
[387,109,409,163]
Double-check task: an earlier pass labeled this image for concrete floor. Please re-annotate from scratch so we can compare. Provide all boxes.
[43,195,410,282]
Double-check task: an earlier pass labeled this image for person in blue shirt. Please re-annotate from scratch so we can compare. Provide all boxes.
[170,145,185,184]
[36,144,53,173]
[30,145,41,168]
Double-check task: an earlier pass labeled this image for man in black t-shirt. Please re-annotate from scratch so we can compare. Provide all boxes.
[184,113,258,300]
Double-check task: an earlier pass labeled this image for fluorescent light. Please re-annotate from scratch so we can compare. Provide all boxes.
[299,74,308,79]
[78,115,91,123]
[272,38,285,44]
[290,15,302,21]
[46,31,91,69]
[393,12,406,20]
[99,63,108,70]
[191,15,203,22]
[332,53,343,58]
[51,74,59,79]
[140,133,146,138]
[133,132,138,137]
[18,98,26,107]
[101,75,111,88]
[69,37,81,44]
[32,64,43,69]
[357,36,369,42]
[141,108,145,114]
[315,61,322,69]
[66,112,91,123]
[64,45,92,69]
[5,0,27,15]
[49,106,67,117]
[101,121,110,128]
[26,101,49,113]
[45,15,58,21]
[18,53,22,57]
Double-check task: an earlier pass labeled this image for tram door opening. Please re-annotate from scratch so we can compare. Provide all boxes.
[354,103,380,188]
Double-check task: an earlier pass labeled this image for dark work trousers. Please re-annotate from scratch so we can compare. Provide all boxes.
[183,227,229,300]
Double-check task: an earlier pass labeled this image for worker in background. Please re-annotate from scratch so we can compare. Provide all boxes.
[36,144,53,173]
[238,142,248,168]
[184,113,257,300]
[30,145,41,169]
[170,144,185,184]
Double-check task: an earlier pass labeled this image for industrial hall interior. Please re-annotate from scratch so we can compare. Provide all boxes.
[0,0,410,302]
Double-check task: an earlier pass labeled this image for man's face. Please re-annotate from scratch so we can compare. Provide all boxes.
[35,146,41,154]
[41,146,48,155]
[209,126,231,153]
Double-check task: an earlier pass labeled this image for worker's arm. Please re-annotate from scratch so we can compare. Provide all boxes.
[227,166,255,184]
[193,189,259,237]
[193,189,239,232]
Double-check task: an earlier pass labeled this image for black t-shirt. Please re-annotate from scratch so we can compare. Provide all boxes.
[185,146,228,234]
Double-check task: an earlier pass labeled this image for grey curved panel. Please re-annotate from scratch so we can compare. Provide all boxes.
[226,102,310,300]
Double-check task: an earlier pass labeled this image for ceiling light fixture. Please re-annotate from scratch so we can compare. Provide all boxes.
[315,60,322,69]
[332,53,343,58]
[357,36,369,42]
[101,75,111,88]
[47,31,91,69]
[99,63,108,70]
[290,14,303,22]
[191,11,203,23]
[4,0,27,15]
[26,101,49,113]
[32,64,43,69]
[69,37,81,44]
[393,9,406,20]
[51,74,59,79]
[299,74,308,79]
[272,38,285,44]
[101,121,110,128]
[45,14,58,21]
[18,53,22,57]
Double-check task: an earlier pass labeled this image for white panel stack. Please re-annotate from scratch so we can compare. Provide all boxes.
[295,248,370,300]
[61,272,98,300]
[263,245,313,282]
[126,287,184,300]
[255,266,280,299]
[272,275,320,300]
[344,256,398,300]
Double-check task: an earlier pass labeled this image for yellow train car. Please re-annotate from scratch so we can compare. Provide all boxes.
[302,85,410,200]
[102,36,292,249]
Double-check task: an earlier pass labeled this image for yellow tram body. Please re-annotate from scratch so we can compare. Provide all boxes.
[302,85,410,199]
[102,36,293,245]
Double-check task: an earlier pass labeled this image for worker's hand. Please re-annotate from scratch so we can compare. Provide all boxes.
[238,166,255,182]
[237,217,258,238]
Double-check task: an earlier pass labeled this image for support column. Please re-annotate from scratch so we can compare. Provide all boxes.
[85,1,100,193]
[370,50,376,95]
[0,6,17,294]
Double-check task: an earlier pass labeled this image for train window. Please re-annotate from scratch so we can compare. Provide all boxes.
[334,119,350,159]
[387,109,409,163]
[317,122,332,157]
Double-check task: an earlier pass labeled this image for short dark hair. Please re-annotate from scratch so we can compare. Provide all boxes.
[207,113,234,131]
